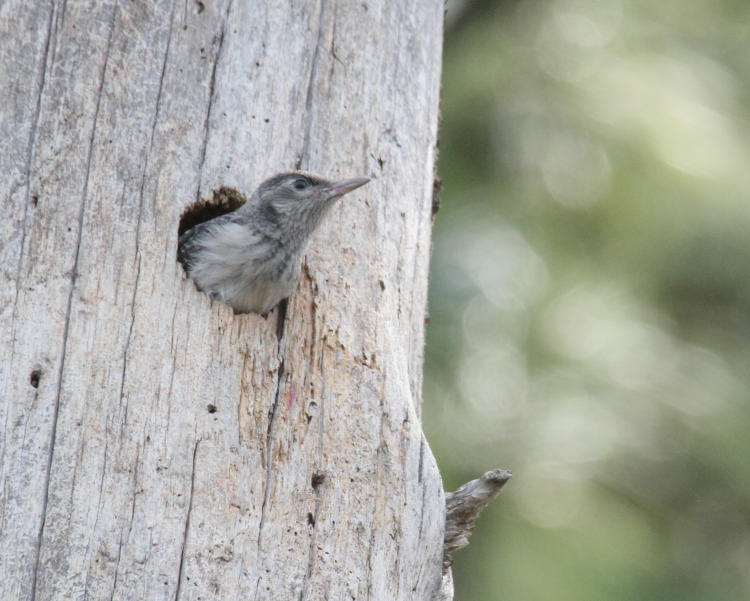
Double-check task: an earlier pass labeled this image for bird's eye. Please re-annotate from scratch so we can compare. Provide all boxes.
[293,178,309,191]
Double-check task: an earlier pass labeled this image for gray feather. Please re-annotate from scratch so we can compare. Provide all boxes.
[177,172,369,314]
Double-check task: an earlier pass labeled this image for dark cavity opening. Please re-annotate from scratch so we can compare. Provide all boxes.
[30,369,41,388]
[311,470,326,489]
[177,186,247,238]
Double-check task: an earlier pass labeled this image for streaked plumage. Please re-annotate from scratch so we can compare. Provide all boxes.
[178,172,369,314]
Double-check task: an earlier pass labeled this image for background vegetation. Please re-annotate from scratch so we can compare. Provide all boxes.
[424,1,750,599]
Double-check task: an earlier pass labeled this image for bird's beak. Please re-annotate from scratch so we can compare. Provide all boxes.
[323,177,370,200]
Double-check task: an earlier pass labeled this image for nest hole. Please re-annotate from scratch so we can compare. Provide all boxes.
[178,186,247,237]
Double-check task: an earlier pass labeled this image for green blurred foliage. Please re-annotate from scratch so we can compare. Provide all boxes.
[424,1,750,599]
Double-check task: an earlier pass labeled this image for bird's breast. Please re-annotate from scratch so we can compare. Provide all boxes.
[228,269,299,314]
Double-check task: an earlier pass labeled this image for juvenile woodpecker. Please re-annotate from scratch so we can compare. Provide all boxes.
[178,172,370,314]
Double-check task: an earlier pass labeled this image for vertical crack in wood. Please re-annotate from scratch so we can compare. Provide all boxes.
[195,0,231,202]
[417,433,425,484]
[108,442,140,600]
[299,485,323,601]
[298,312,325,601]
[296,0,326,170]
[274,298,288,342]
[9,1,55,367]
[57,0,69,30]
[416,435,426,543]
[168,302,179,355]
[365,387,388,601]
[253,299,288,600]
[135,0,175,252]
[83,421,111,599]
[166,302,179,449]
[118,254,141,441]
[29,4,119,599]
[174,436,201,601]
[107,527,125,601]
[92,424,111,531]
[19,384,39,450]
[126,444,141,537]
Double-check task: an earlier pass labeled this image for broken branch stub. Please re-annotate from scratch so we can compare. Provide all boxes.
[443,468,512,569]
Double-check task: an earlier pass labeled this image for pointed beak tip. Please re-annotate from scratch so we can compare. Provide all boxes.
[325,176,371,198]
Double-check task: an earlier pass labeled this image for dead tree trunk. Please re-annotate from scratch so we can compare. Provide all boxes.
[0,1,445,599]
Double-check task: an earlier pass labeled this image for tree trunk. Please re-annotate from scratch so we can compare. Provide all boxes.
[0,1,445,600]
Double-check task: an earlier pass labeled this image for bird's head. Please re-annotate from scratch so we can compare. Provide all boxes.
[252,172,369,240]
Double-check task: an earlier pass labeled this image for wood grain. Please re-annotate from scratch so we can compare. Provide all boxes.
[0,1,445,599]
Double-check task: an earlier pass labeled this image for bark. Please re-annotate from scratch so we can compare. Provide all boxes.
[0,1,444,600]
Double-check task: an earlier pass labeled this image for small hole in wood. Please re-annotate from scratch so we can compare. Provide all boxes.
[207,404,217,414]
[178,187,247,238]
[306,512,315,526]
[311,470,326,489]
[30,369,41,388]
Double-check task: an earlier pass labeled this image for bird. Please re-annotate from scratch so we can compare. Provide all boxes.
[177,171,370,314]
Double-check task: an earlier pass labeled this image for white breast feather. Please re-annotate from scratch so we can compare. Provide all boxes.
[188,222,297,313]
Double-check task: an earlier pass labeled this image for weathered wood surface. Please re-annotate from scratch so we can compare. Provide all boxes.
[0,1,444,599]
[444,469,511,568]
